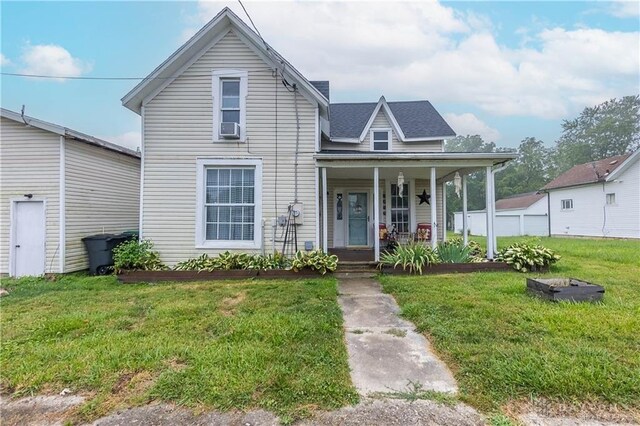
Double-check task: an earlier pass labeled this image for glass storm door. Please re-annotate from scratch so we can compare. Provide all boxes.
[348,192,368,246]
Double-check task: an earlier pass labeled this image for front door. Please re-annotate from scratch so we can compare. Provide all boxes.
[348,192,368,246]
[13,201,45,277]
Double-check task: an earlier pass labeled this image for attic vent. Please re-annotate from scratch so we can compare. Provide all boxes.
[609,160,618,165]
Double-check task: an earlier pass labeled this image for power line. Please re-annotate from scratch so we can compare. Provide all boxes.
[237,0,264,44]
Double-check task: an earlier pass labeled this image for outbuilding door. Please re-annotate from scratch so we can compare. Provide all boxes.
[12,200,46,277]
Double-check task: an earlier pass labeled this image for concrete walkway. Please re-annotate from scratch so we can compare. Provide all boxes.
[337,276,458,396]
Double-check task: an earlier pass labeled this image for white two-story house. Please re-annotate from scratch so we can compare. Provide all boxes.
[122,7,515,264]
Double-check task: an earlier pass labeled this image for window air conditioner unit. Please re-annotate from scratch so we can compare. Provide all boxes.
[220,122,241,139]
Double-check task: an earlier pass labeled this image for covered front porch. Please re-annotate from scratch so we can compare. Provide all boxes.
[315,152,517,262]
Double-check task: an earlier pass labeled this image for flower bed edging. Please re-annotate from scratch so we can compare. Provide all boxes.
[117,269,326,283]
[381,262,512,275]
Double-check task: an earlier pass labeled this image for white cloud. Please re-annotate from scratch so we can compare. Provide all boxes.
[609,0,639,18]
[20,44,91,81]
[187,1,639,120]
[444,113,501,142]
[99,131,141,151]
[0,53,12,67]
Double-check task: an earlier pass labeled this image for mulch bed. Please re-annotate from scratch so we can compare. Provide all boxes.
[117,269,326,283]
[381,262,513,275]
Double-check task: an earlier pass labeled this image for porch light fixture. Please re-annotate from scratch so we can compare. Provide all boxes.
[454,172,462,198]
[397,172,405,197]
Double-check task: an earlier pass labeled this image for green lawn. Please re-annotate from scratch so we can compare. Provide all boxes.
[381,236,640,415]
[0,275,358,423]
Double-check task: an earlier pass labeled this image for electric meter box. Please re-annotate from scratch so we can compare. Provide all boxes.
[289,202,304,225]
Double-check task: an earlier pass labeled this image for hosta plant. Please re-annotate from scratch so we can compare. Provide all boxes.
[113,239,167,273]
[497,242,561,272]
[291,250,338,275]
[379,242,439,275]
[446,237,485,258]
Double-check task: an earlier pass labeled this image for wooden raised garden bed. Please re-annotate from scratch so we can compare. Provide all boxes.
[381,262,512,275]
[117,269,325,283]
[526,278,604,302]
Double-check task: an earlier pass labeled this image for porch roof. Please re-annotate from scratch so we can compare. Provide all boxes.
[315,151,517,169]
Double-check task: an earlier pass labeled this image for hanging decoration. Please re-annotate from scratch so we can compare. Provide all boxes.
[454,172,462,198]
[417,189,431,205]
[397,172,405,198]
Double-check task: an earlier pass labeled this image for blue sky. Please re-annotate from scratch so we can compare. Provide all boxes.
[2,1,639,150]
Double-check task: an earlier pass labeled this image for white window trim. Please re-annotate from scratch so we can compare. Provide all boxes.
[370,128,392,152]
[561,199,573,211]
[212,70,248,142]
[195,158,263,249]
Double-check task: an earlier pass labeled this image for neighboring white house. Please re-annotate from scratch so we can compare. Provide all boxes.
[454,192,549,237]
[1,108,141,277]
[121,7,516,265]
[541,151,640,239]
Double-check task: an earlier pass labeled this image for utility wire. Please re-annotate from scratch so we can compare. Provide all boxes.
[237,0,265,46]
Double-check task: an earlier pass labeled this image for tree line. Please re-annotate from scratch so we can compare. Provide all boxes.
[445,95,640,222]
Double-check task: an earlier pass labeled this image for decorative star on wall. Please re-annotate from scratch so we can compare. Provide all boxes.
[417,189,430,205]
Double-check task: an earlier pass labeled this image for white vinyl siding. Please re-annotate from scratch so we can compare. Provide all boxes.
[64,141,140,272]
[321,109,444,152]
[548,159,640,238]
[0,117,60,274]
[143,30,317,265]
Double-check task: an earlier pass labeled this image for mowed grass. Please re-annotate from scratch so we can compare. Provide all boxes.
[380,237,640,413]
[0,275,358,422]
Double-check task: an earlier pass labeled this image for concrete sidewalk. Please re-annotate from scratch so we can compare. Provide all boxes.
[337,276,457,396]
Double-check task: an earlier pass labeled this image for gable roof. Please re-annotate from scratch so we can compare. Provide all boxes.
[329,99,456,142]
[1,108,140,159]
[495,192,545,210]
[310,81,330,101]
[542,153,632,191]
[122,7,328,115]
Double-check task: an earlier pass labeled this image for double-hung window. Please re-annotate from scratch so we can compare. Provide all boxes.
[212,70,247,141]
[220,79,240,125]
[371,130,391,151]
[561,199,573,210]
[390,183,410,233]
[196,159,262,249]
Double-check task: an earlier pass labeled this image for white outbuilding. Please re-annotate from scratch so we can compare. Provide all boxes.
[1,108,141,277]
[454,192,549,237]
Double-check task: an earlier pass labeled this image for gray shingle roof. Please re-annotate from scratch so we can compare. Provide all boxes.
[310,81,330,101]
[328,100,456,140]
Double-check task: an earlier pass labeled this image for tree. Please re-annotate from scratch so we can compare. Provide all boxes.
[552,95,640,175]
[495,137,551,199]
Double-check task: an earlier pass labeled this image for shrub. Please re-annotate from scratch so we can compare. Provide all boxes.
[291,250,338,275]
[113,239,166,273]
[245,252,291,270]
[379,242,439,274]
[497,242,561,272]
[174,252,292,272]
[437,241,473,263]
[174,253,214,271]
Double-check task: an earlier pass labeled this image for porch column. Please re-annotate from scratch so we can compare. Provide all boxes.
[322,167,328,253]
[373,167,380,262]
[442,181,447,242]
[485,166,494,259]
[430,167,437,248]
[462,174,468,246]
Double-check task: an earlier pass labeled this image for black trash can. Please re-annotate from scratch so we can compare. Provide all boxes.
[82,233,135,275]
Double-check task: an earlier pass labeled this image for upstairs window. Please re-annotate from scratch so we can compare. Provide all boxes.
[220,79,240,124]
[561,199,573,210]
[212,70,247,141]
[371,130,391,151]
